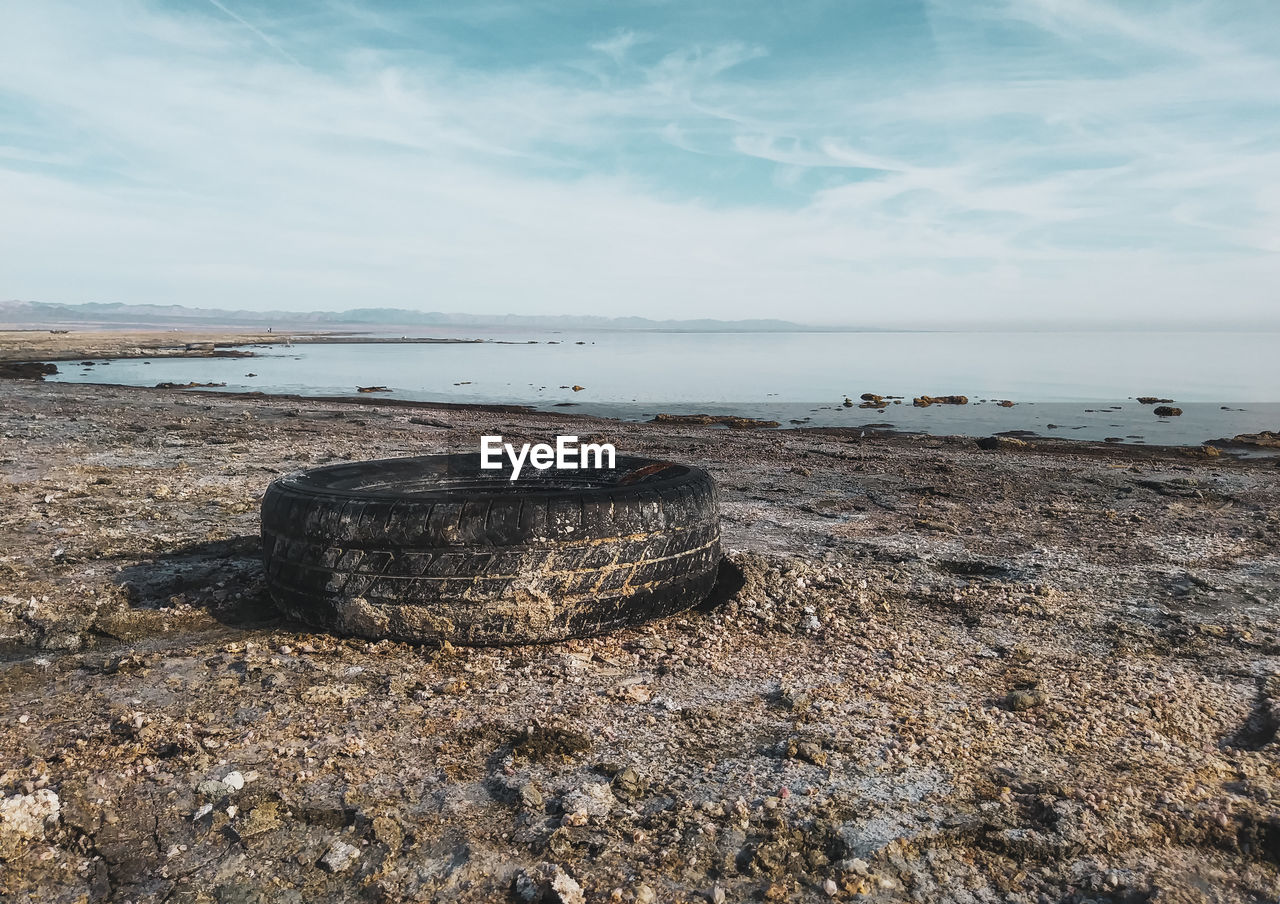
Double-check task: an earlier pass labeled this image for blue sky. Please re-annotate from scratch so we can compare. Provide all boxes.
[1,0,1277,324]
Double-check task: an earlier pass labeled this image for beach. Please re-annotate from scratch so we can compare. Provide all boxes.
[22,327,1280,448]
[1,341,1279,902]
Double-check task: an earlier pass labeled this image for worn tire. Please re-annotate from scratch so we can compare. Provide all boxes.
[260,453,720,644]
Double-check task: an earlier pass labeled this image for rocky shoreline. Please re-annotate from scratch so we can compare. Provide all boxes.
[6,329,1279,452]
[1,369,1279,902]
[0,329,486,368]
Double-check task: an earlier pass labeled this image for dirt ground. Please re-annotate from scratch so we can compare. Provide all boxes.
[1,365,1279,903]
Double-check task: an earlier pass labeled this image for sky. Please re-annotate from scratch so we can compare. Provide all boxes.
[1,0,1278,325]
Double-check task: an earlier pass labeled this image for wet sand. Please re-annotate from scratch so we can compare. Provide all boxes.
[1,342,1279,901]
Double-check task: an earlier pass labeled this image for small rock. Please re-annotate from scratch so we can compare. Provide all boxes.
[222,770,246,791]
[611,767,649,802]
[838,857,870,875]
[197,779,230,798]
[785,737,828,767]
[561,782,614,820]
[238,802,280,837]
[518,782,545,812]
[514,862,584,904]
[320,839,361,872]
[372,815,403,851]
[711,883,726,904]
[780,687,811,713]
[610,682,652,704]
[1006,687,1048,711]
[634,885,657,904]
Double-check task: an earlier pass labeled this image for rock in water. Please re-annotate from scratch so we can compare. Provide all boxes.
[0,362,58,380]
[913,395,969,407]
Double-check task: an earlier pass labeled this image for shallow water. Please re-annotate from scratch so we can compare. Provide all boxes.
[49,329,1280,446]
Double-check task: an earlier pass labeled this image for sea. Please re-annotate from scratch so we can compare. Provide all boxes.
[47,329,1280,448]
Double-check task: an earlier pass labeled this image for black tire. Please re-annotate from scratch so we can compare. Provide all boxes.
[260,453,721,644]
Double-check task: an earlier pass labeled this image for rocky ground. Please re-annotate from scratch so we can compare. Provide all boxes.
[1,371,1279,903]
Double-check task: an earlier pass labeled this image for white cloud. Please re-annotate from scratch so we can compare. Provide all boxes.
[591,29,649,64]
[202,0,302,66]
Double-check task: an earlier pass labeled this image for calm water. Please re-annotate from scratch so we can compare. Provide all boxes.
[50,330,1280,446]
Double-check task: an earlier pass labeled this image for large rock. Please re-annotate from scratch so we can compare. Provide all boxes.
[0,362,58,380]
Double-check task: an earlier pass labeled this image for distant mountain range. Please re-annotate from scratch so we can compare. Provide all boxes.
[0,300,822,332]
